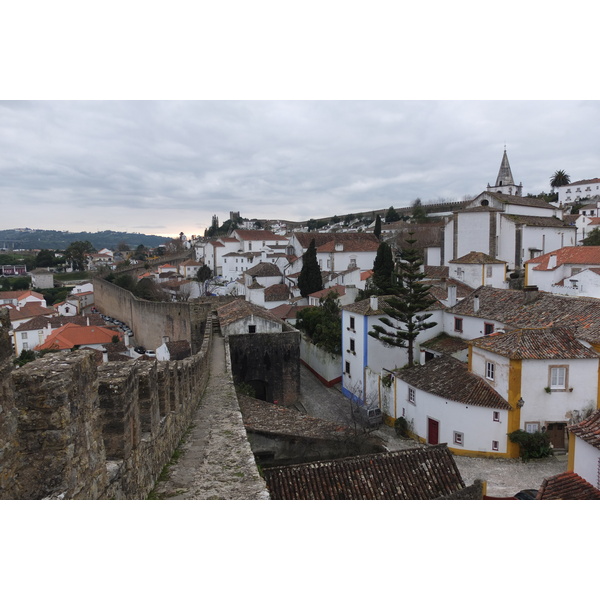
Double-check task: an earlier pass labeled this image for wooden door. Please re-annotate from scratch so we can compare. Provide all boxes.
[428,418,439,445]
[547,423,565,449]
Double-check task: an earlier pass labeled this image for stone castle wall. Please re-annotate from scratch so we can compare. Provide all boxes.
[93,277,210,353]
[0,306,213,500]
[227,329,301,407]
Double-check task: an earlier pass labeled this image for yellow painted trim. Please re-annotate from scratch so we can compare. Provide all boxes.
[450,446,511,458]
[524,264,529,287]
[468,345,473,372]
[507,358,523,458]
[482,265,485,287]
[568,432,575,471]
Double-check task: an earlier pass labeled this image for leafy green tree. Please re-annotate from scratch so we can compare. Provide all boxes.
[35,249,56,268]
[113,273,137,292]
[295,291,342,355]
[14,349,36,367]
[307,219,318,232]
[411,198,428,223]
[373,214,382,239]
[196,264,213,295]
[385,206,401,223]
[372,241,396,295]
[550,170,571,190]
[135,278,169,301]
[64,240,95,271]
[11,277,30,291]
[368,232,436,365]
[132,244,148,260]
[582,228,600,246]
[298,239,323,297]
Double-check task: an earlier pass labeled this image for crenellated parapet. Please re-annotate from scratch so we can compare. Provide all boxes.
[0,307,213,500]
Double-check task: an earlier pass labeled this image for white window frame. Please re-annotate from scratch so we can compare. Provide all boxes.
[492,440,499,451]
[408,387,416,405]
[453,431,464,446]
[486,361,495,381]
[549,366,568,391]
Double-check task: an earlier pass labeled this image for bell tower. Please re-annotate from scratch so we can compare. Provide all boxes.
[487,147,523,196]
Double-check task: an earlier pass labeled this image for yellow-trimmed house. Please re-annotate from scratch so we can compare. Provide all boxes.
[469,327,599,456]
[389,355,513,458]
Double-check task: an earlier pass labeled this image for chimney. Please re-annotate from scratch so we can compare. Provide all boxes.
[523,285,539,304]
[162,335,170,344]
[447,284,457,308]
[473,295,480,313]
[370,296,378,311]
[124,332,129,347]
[102,349,109,363]
[86,316,90,326]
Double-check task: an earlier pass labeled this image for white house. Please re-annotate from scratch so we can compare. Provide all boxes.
[469,327,599,453]
[449,252,507,289]
[217,298,286,337]
[556,178,600,205]
[286,232,380,277]
[29,268,54,289]
[390,355,512,456]
[525,246,600,293]
[341,295,444,404]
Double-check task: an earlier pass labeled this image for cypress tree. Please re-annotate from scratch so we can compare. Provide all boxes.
[369,232,436,365]
[374,214,382,239]
[372,241,395,295]
[298,239,323,297]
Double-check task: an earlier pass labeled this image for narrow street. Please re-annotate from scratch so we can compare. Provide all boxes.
[295,364,568,497]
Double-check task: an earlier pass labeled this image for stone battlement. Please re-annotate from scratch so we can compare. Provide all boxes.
[0,307,212,500]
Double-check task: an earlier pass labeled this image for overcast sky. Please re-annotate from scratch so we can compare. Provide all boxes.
[1,100,598,239]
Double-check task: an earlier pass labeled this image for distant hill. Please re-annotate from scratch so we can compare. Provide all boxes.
[0,229,172,251]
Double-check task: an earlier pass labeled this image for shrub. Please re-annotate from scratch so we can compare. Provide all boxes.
[394,417,411,438]
[508,429,553,461]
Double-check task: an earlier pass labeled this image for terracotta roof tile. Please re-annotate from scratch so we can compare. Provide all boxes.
[263,445,466,500]
[450,286,600,345]
[450,251,506,264]
[526,246,600,270]
[568,409,600,450]
[36,323,121,350]
[537,472,600,500]
[264,283,291,302]
[395,355,511,410]
[502,214,573,228]
[469,327,599,360]
[245,262,282,277]
[217,298,286,328]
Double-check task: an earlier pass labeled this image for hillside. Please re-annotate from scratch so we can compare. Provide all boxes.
[0,229,172,251]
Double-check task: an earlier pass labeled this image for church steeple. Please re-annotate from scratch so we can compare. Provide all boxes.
[487,147,523,196]
[495,148,515,187]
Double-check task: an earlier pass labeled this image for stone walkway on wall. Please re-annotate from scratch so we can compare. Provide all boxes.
[150,332,270,500]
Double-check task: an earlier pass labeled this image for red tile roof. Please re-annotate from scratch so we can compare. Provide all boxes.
[235,229,288,242]
[36,323,121,350]
[469,327,599,360]
[309,284,346,299]
[395,355,512,411]
[450,251,506,264]
[526,246,600,270]
[263,445,466,500]
[568,409,600,450]
[537,472,600,500]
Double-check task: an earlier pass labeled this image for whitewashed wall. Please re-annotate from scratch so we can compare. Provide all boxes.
[573,437,600,488]
[300,336,341,386]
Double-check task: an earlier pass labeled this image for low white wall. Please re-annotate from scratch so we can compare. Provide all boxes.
[300,335,341,386]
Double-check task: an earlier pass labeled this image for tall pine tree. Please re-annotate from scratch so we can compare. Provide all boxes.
[298,239,323,297]
[369,232,436,365]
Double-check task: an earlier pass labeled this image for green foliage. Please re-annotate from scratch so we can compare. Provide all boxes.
[385,206,401,223]
[508,429,553,461]
[369,232,437,365]
[394,417,411,438]
[550,169,570,190]
[64,240,95,271]
[135,277,169,301]
[296,291,342,355]
[36,286,69,306]
[372,241,395,295]
[113,273,137,292]
[582,228,600,246]
[298,239,323,297]
[411,198,429,223]
[10,277,30,291]
[374,214,382,239]
[35,249,57,268]
[14,349,36,367]
[235,382,257,398]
